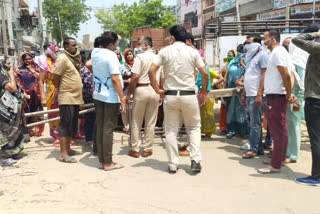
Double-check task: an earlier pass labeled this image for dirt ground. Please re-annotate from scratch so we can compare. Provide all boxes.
[1,110,319,214]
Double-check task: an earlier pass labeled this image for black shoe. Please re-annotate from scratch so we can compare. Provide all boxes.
[168,165,178,174]
[191,160,201,173]
[257,150,264,155]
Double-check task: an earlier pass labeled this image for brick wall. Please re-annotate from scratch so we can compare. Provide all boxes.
[132,27,169,51]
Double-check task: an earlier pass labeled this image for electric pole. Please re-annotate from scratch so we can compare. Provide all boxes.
[285,0,290,31]
[235,0,241,36]
[13,0,24,55]
[312,0,316,21]
[38,0,46,53]
[1,1,8,55]
[58,12,63,47]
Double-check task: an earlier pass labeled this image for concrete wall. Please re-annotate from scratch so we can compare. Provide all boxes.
[240,0,273,17]
[179,0,203,36]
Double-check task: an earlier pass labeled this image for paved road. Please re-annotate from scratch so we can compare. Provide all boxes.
[0,120,319,214]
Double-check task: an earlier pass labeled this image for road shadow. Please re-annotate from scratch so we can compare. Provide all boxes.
[79,153,99,168]
[218,144,309,181]
[131,158,198,176]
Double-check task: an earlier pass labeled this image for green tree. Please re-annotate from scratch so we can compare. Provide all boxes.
[95,0,176,38]
[43,0,90,45]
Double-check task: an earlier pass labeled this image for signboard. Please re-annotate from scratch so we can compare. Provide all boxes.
[216,0,236,14]
[273,0,319,9]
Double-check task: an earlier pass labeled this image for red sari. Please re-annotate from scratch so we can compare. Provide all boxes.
[15,63,44,137]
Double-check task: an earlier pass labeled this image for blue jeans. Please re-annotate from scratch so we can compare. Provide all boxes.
[265,125,272,146]
[246,96,263,153]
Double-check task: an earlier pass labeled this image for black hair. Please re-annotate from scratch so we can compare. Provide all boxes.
[100,31,118,48]
[139,36,153,47]
[169,25,187,42]
[43,44,50,50]
[237,44,244,53]
[63,37,76,48]
[269,30,281,43]
[246,34,262,44]
[228,50,236,57]
[94,36,102,48]
[185,33,194,44]
[22,52,33,61]
[304,23,320,33]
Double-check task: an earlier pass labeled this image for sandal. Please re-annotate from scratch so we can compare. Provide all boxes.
[103,163,124,171]
[257,167,280,174]
[1,158,17,166]
[59,156,77,163]
[68,149,81,156]
[242,151,257,159]
[226,132,235,139]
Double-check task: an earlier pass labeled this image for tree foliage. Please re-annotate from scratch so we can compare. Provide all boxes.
[95,0,176,38]
[43,0,90,44]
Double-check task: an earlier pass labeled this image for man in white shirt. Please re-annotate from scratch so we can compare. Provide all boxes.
[258,30,296,174]
[148,25,208,174]
[126,36,163,158]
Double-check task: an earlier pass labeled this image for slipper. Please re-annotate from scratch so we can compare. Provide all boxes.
[257,167,280,174]
[59,156,77,163]
[1,158,17,166]
[242,152,257,159]
[103,163,124,171]
[68,149,81,156]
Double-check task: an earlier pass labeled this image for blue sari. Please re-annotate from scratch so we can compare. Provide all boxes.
[226,53,249,137]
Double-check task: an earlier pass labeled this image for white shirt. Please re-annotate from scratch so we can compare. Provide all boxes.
[244,49,269,96]
[153,41,205,91]
[264,46,292,95]
[132,49,163,84]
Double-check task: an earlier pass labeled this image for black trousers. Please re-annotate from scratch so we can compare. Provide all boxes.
[94,100,119,164]
[305,98,320,179]
[84,111,96,142]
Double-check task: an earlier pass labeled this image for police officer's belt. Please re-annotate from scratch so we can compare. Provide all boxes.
[165,90,195,96]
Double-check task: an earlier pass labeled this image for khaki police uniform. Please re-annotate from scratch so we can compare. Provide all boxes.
[153,41,205,169]
[130,49,163,152]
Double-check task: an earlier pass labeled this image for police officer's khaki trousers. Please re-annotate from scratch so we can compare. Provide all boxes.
[130,86,160,152]
[164,93,202,167]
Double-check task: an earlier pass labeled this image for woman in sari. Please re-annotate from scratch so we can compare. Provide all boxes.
[219,50,236,135]
[15,53,44,140]
[38,45,60,145]
[197,59,224,138]
[0,56,25,165]
[225,45,249,138]
[121,48,133,133]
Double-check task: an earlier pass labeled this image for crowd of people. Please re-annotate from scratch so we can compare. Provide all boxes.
[0,23,319,186]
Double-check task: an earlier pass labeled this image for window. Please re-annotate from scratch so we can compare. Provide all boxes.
[206,0,214,7]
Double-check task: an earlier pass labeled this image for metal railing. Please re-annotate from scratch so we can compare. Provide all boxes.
[205,18,320,37]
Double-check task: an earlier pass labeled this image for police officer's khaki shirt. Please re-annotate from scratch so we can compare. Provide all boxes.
[132,49,163,84]
[153,41,205,91]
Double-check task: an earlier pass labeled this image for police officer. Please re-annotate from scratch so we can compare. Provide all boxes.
[148,25,208,174]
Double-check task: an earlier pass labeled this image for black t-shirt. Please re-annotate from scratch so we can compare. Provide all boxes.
[0,73,10,90]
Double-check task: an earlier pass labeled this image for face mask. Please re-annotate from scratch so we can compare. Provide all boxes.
[137,46,143,53]
[227,57,234,62]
